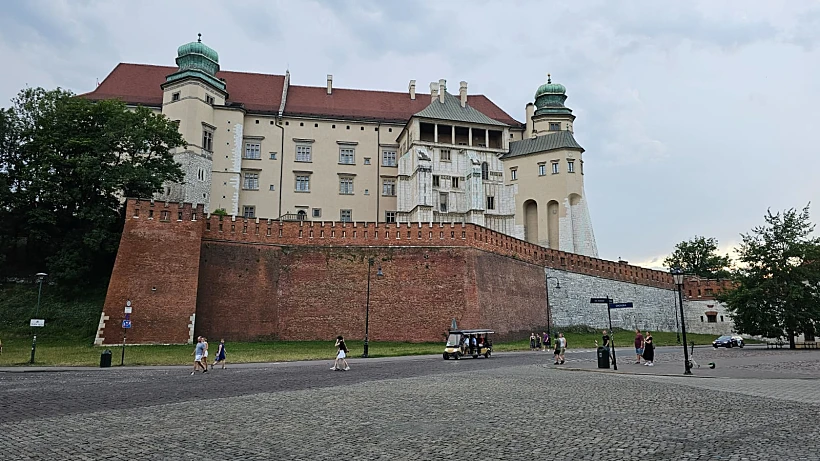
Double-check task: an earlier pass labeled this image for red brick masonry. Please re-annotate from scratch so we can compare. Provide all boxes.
[100,199,675,345]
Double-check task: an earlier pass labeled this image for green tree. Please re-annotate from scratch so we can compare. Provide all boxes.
[663,236,732,278]
[0,87,185,289]
[718,205,820,348]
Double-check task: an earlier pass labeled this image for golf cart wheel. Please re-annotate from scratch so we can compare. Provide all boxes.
[454,353,460,360]
[443,353,449,360]
[484,352,490,358]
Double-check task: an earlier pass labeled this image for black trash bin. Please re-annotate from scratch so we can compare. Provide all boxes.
[597,347,610,369]
[100,349,112,368]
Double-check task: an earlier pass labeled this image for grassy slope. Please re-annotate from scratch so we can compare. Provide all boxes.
[0,284,736,366]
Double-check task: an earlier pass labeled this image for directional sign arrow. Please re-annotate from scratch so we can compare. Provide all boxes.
[609,302,634,309]
[590,298,610,304]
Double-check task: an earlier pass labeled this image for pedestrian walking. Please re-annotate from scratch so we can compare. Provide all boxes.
[535,333,542,351]
[201,337,209,371]
[211,339,227,369]
[529,332,536,351]
[642,331,654,366]
[332,335,350,371]
[634,329,645,364]
[553,332,567,364]
[191,336,207,375]
[542,331,550,350]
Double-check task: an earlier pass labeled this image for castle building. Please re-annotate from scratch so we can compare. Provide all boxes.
[84,36,598,256]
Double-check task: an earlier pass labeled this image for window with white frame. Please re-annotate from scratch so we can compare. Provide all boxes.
[481,162,489,180]
[312,208,322,218]
[243,172,259,190]
[440,149,451,161]
[339,176,354,195]
[364,157,371,165]
[551,162,559,174]
[243,206,255,218]
[295,175,310,192]
[433,175,440,187]
[451,177,460,189]
[439,192,448,212]
[382,178,396,196]
[382,150,397,166]
[172,92,180,101]
[244,142,261,159]
[567,160,575,173]
[538,163,546,176]
[202,129,213,152]
[269,152,277,160]
[549,122,561,131]
[269,184,275,191]
[339,148,355,164]
[340,209,352,222]
[296,145,312,162]
[385,211,396,223]
[486,196,495,210]
[510,168,518,180]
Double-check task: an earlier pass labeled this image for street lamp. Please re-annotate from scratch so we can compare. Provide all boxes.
[671,268,692,375]
[672,288,681,344]
[30,272,47,365]
[545,270,560,339]
[363,258,383,358]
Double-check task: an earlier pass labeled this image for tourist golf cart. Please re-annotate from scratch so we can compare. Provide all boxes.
[443,329,494,359]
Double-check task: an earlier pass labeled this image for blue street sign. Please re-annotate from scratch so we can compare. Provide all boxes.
[125,313,131,321]
[122,320,131,329]
[609,302,634,309]
[590,297,610,304]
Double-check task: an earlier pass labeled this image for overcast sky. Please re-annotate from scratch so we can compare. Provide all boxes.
[1,0,818,269]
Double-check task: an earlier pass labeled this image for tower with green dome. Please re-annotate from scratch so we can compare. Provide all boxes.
[530,74,575,136]
[165,33,226,92]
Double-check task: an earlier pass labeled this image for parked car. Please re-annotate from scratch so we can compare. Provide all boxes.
[713,335,744,348]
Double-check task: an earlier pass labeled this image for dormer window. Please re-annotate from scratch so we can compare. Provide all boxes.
[549,122,560,131]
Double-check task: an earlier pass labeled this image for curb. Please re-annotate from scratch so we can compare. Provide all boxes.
[550,365,725,379]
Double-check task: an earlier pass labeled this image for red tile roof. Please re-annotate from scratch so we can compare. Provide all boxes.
[83,63,521,126]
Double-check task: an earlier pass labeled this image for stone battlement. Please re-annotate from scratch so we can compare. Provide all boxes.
[125,198,673,290]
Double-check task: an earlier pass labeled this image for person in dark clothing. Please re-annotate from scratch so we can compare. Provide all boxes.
[642,331,655,366]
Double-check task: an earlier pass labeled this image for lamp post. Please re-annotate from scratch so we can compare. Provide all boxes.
[672,288,681,344]
[545,270,560,339]
[671,268,692,375]
[363,258,383,358]
[30,272,47,365]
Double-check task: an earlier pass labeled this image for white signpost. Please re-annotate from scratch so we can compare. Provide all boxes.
[29,319,45,327]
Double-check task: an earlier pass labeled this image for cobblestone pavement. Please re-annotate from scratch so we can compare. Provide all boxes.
[2,349,820,460]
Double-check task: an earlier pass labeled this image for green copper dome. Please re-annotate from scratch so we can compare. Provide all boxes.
[534,74,572,117]
[165,34,225,92]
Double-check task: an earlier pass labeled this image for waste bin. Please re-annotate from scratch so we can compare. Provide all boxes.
[597,347,610,369]
[100,349,112,368]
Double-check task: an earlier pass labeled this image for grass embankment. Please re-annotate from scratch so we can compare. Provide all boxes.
[0,282,740,367]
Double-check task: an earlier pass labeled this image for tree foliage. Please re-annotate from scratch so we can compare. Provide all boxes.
[0,87,185,290]
[718,205,820,347]
[663,236,732,278]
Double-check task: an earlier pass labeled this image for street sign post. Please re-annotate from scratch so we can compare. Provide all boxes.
[590,297,610,304]
[122,320,131,329]
[610,302,634,309]
[121,300,132,366]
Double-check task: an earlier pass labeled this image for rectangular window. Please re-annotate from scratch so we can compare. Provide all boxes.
[439,192,448,212]
[243,206,255,218]
[382,150,397,166]
[385,211,396,223]
[433,175,440,187]
[364,157,371,165]
[451,177,460,189]
[172,92,180,101]
[269,184,275,191]
[244,143,261,159]
[440,149,451,161]
[486,196,495,210]
[296,145,312,162]
[549,122,560,131]
[202,130,213,152]
[269,152,277,160]
[510,169,518,180]
[205,94,215,105]
[382,178,396,196]
[552,162,559,174]
[567,160,575,173]
[312,208,322,218]
[339,177,354,195]
[707,314,717,323]
[538,164,546,176]
[243,172,259,190]
[340,209,352,222]
[295,175,310,192]
[339,148,355,164]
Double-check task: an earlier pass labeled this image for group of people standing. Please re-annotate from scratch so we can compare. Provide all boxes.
[597,329,655,366]
[529,332,552,351]
[191,336,227,375]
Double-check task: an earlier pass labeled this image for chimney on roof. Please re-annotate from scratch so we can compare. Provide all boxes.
[459,81,467,108]
[430,82,438,102]
[409,80,416,100]
[327,74,333,95]
[526,103,535,137]
[438,79,446,103]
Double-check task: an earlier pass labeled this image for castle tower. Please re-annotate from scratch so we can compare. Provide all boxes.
[501,75,598,257]
[157,34,227,212]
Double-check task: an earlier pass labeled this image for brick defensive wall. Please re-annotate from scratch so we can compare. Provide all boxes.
[98,199,676,345]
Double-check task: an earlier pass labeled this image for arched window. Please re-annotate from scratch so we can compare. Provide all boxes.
[481,162,489,180]
[297,210,307,221]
